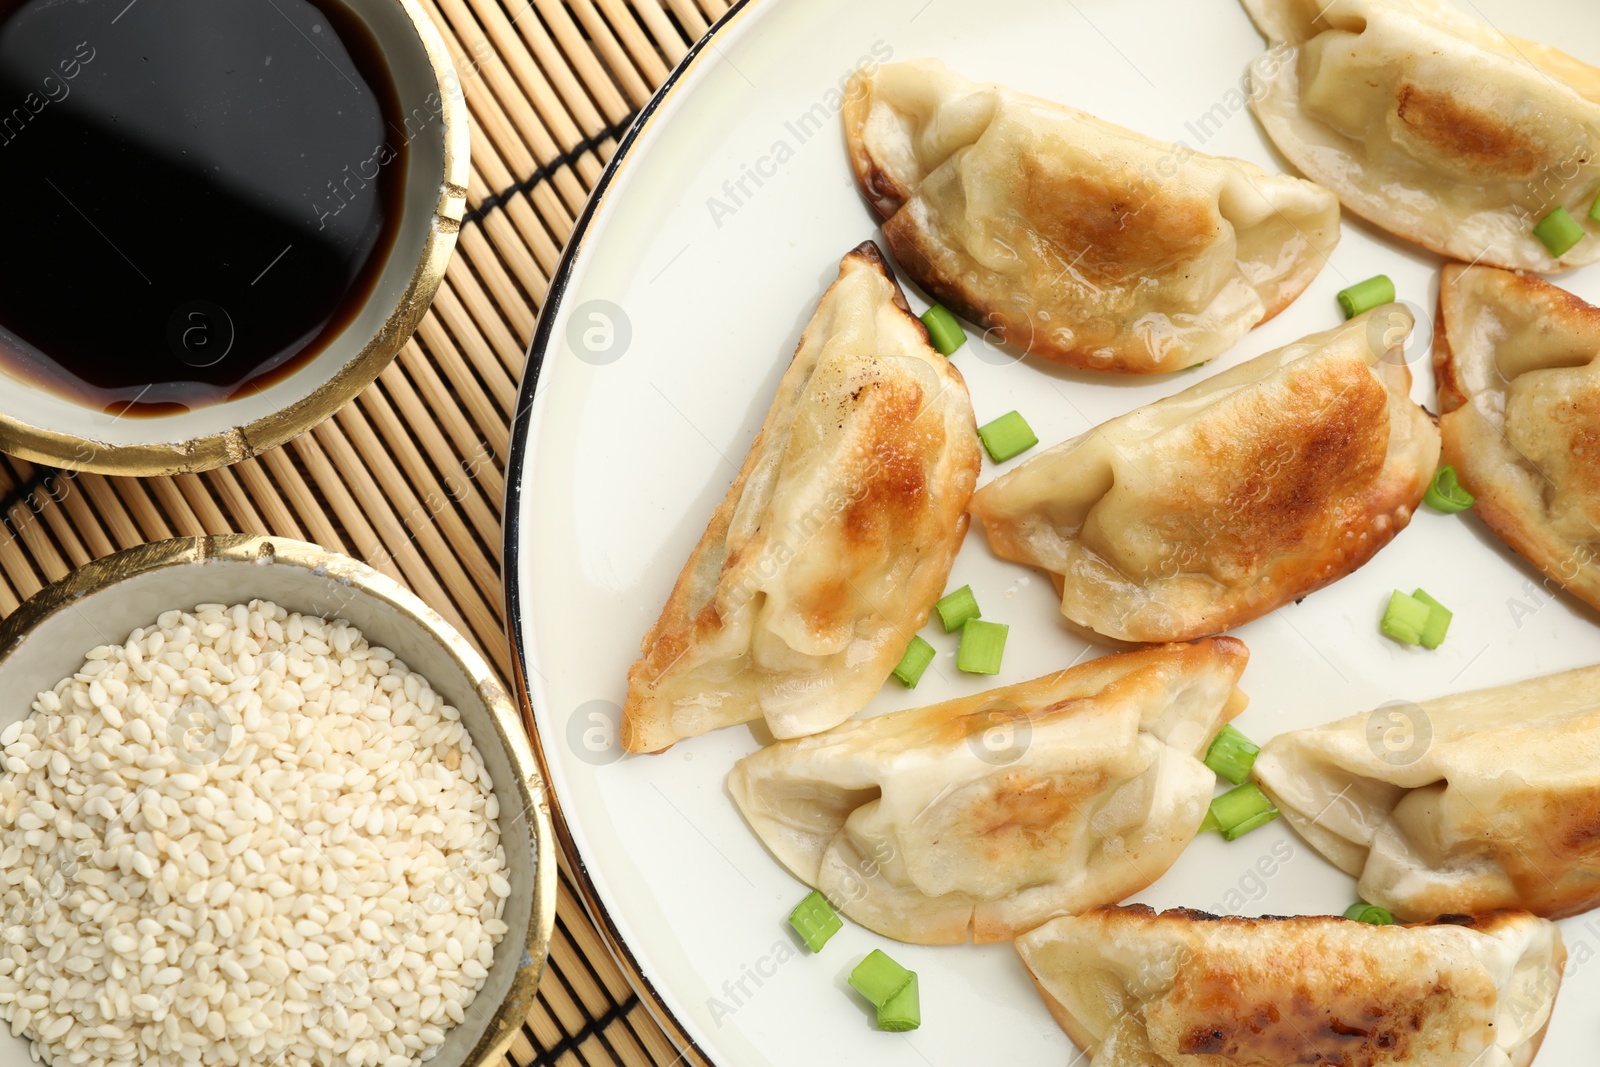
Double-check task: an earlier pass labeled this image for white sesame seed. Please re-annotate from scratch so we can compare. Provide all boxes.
[0,602,509,1067]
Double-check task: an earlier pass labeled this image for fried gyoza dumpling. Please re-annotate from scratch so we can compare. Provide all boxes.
[1018,905,1565,1067]
[1242,0,1600,271]
[841,59,1340,374]
[727,640,1249,944]
[969,308,1440,643]
[1255,662,1600,921]
[1436,265,1600,611]
[622,243,980,753]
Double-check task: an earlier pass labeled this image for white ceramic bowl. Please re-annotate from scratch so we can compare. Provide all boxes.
[0,535,555,1067]
[0,0,470,477]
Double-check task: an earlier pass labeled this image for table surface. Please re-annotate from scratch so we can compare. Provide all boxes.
[0,0,726,1063]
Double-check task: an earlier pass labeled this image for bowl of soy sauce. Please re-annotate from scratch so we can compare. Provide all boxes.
[0,0,468,475]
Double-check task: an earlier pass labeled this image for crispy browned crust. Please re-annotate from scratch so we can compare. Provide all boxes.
[621,242,974,752]
[1395,82,1550,181]
[881,195,1231,376]
[1433,271,1465,414]
[1531,790,1600,920]
[1154,494,1426,640]
[1136,359,1429,641]
[846,239,914,315]
[973,329,1437,643]
[1216,490,1425,633]
[1450,460,1600,616]
[1244,0,1600,274]
[841,72,910,219]
[1434,265,1600,616]
[1099,903,1529,932]
[842,68,1334,375]
[1039,905,1564,1067]
[620,460,744,754]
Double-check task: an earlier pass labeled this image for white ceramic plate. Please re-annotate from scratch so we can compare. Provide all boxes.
[505,1,1600,1063]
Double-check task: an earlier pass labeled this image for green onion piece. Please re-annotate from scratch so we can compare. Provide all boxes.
[976,411,1038,464]
[1337,275,1396,319]
[890,636,937,688]
[956,619,1008,675]
[1344,902,1396,926]
[1380,590,1431,646]
[849,950,914,1009]
[1222,809,1281,841]
[1210,782,1274,828]
[788,890,842,953]
[1203,724,1261,786]
[934,585,980,633]
[1199,808,1221,833]
[920,305,966,356]
[875,972,920,1032]
[1208,782,1279,841]
[1423,466,1475,513]
[1412,589,1453,650]
[1535,206,1587,257]
[1591,192,1600,224]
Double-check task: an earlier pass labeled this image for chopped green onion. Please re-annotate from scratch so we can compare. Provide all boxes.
[1380,590,1432,646]
[891,636,937,688]
[788,890,842,952]
[977,411,1038,464]
[1381,589,1451,649]
[1344,902,1396,926]
[1199,808,1221,834]
[1337,275,1396,319]
[1412,588,1453,650]
[1535,206,1587,257]
[1210,783,1275,829]
[1203,724,1261,786]
[1423,466,1475,513]
[849,950,913,1008]
[1591,192,1600,224]
[1222,810,1281,841]
[876,972,920,1032]
[934,585,981,633]
[1208,782,1279,841]
[956,619,1008,675]
[920,305,966,356]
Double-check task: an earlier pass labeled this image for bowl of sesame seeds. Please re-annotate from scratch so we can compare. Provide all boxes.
[0,534,555,1067]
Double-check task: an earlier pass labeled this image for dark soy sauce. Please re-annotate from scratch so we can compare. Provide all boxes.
[0,0,407,416]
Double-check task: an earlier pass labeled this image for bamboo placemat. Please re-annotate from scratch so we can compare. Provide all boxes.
[0,1,725,1062]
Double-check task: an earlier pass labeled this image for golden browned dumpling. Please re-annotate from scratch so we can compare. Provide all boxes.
[1242,0,1600,271]
[621,243,980,753]
[1018,905,1565,1067]
[969,308,1440,643]
[841,59,1340,374]
[1256,662,1600,921]
[1436,265,1600,612]
[728,641,1248,944]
